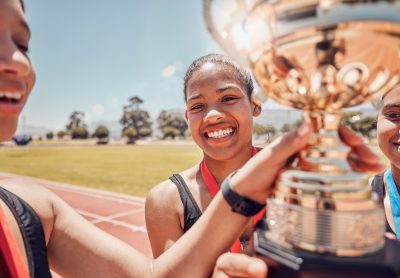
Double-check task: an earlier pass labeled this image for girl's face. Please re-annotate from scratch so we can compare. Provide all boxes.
[185,62,260,161]
[377,88,400,170]
[0,0,35,142]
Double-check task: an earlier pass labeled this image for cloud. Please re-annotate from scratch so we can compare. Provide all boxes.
[92,104,105,116]
[161,61,183,78]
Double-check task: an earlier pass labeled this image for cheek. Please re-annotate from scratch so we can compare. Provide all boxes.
[26,64,36,97]
[377,119,397,152]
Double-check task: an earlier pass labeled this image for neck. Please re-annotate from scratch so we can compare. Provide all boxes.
[391,164,400,193]
[203,145,254,185]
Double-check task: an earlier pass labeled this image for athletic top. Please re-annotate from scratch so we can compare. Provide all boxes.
[371,173,395,234]
[169,174,202,233]
[0,187,52,278]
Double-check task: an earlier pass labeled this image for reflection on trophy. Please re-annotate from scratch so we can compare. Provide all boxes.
[204,0,400,277]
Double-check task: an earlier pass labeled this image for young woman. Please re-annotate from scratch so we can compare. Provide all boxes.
[146,54,265,257]
[145,54,385,258]
[371,86,400,239]
[0,0,328,277]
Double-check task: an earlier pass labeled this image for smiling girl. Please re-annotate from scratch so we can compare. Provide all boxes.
[372,86,400,238]
[145,54,265,257]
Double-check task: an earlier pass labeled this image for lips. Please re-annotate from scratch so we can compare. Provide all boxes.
[0,91,25,116]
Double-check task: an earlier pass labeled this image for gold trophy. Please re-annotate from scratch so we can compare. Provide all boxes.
[204,0,400,277]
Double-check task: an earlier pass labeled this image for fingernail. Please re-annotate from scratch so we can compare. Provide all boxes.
[297,122,310,137]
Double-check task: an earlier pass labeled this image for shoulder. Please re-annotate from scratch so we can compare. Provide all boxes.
[0,178,56,243]
[145,166,200,216]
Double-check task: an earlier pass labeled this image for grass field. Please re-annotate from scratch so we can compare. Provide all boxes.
[0,144,203,196]
[0,139,388,197]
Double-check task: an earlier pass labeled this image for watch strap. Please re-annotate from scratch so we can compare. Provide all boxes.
[221,170,265,217]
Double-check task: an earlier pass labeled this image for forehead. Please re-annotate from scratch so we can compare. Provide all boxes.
[187,62,241,91]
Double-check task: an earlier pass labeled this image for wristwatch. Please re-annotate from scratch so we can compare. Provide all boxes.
[221,170,265,217]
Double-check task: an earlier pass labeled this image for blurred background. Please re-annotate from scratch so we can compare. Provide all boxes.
[0,0,381,197]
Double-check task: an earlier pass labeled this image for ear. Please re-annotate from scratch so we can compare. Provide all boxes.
[184,110,189,121]
[252,102,261,117]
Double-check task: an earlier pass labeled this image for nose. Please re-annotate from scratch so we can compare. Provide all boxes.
[204,108,225,123]
[0,36,31,78]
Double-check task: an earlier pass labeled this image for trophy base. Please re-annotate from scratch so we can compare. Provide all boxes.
[254,220,400,278]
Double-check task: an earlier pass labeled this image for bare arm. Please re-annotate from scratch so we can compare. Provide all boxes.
[46,193,148,278]
[145,180,184,258]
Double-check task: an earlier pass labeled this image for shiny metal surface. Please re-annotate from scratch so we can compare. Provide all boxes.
[204,0,400,256]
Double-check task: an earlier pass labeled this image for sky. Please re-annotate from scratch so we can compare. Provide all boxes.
[22,0,248,130]
[21,0,375,132]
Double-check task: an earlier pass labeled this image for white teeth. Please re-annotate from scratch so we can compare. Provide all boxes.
[0,92,22,100]
[207,128,234,139]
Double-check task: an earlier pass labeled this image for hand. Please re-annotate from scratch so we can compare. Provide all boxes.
[231,122,312,203]
[339,125,385,172]
[212,253,267,278]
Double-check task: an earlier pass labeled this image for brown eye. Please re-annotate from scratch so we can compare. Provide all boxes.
[222,96,238,102]
[190,104,204,111]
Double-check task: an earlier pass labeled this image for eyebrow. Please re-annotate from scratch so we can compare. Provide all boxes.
[216,84,242,93]
[187,84,243,102]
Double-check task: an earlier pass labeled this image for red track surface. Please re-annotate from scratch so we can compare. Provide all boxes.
[0,172,152,259]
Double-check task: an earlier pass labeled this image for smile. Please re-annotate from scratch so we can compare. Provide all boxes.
[0,92,23,104]
[205,127,235,139]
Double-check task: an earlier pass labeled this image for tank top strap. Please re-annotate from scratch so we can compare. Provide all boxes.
[0,187,52,278]
[169,174,202,232]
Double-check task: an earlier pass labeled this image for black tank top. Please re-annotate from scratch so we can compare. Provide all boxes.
[371,173,395,234]
[0,187,52,278]
[169,174,202,233]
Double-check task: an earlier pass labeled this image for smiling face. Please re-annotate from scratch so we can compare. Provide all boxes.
[185,62,260,161]
[0,0,35,142]
[377,87,400,170]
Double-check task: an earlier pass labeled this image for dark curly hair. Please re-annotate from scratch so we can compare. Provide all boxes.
[183,54,254,102]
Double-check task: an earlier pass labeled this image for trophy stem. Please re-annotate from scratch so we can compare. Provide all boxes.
[298,111,350,174]
[265,110,385,257]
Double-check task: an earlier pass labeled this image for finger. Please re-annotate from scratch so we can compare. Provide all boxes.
[350,144,381,165]
[338,125,364,147]
[339,125,381,164]
[348,152,386,172]
[214,253,267,278]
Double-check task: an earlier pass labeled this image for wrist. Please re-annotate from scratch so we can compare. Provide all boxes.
[221,170,265,217]
[229,170,268,204]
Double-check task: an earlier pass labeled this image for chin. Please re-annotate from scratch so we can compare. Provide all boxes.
[0,119,18,142]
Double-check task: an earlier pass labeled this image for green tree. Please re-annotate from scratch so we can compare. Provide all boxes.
[123,127,138,144]
[66,111,87,131]
[93,125,110,144]
[57,130,67,139]
[157,110,188,139]
[120,96,152,143]
[45,132,54,140]
[162,126,181,139]
[253,123,268,136]
[71,127,89,139]
[281,123,291,133]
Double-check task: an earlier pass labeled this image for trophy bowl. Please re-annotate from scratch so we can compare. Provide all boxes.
[204,0,400,276]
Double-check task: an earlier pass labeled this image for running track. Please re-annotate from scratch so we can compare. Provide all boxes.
[0,171,152,258]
